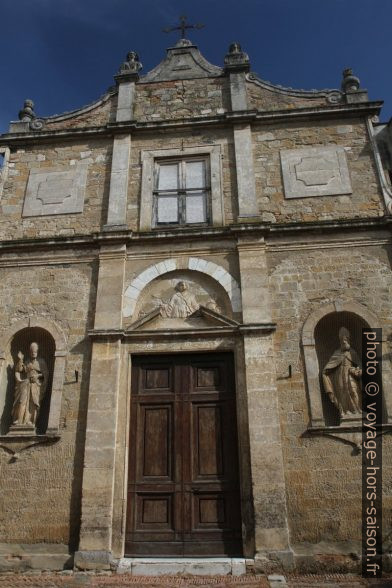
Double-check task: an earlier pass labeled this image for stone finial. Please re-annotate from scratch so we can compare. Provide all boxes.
[175,38,193,48]
[341,68,361,93]
[116,51,142,80]
[18,99,36,122]
[224,42,250,72]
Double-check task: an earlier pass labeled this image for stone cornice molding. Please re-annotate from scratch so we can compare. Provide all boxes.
[88,322,276,340]
[0,217,391,253]
[0,102,383,145]
[246,72,343,102]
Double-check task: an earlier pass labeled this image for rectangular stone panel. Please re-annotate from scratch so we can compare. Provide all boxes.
[280,145,352,198]
[23,164,88,216]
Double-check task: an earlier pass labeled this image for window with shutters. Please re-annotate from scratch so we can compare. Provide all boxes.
[153,158,210,227]
[139,145,224,231]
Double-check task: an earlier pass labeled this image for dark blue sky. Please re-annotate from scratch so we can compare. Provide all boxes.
[0,0,390,133]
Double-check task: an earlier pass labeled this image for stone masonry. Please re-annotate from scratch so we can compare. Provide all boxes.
[0,36,391,576]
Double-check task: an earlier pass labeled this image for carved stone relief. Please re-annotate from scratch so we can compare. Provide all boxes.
[22,165,88,217]
[280,146,352,198]
[129,271,229,329]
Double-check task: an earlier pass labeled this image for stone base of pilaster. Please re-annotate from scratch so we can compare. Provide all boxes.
[74,550,114,571]
[253,549,294,573]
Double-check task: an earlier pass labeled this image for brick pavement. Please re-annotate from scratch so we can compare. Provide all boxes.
[0,573,391,588]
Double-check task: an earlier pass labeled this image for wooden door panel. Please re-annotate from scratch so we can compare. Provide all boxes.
[194,404,223,478]
[140,405,172,479]
[125,353,242,557]
[136,494,173,528]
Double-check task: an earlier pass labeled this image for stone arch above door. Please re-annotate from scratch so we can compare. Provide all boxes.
[123,257,242,318]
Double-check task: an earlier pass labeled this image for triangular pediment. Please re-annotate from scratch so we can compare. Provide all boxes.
[127,305,238,332]
[141,39,223,83]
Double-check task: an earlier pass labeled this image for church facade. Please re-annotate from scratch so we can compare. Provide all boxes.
[0,37,391,574]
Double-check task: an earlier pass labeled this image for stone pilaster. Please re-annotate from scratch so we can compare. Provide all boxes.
[105,135,131,229]
[242,333,292,569]
[114,52,141,122]
[238,237,292,569]
[233,124,260,221]
[116,81,137,123]
[94,244,126,330]
[75,244,126,570]
[237,237,271,323]
[224,42,250,112]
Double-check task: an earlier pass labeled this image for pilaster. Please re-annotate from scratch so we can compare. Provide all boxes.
[105,135,131,229]
[237,237,292,569]
[233,125,260,221]
[237,237,271,323]
[76,244,126,569]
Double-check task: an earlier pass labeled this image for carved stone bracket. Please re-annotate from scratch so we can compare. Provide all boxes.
[303,424,392,455]
[0,434,60,463]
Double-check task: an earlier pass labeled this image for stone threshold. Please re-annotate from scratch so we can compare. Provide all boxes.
[117,557,247,576]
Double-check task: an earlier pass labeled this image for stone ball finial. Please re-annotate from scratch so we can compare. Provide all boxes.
[18,99,36,122]
[341,67,361,93]
[224,42,250,71]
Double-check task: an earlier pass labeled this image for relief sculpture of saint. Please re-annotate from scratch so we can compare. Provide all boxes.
[11,342,48,428]
[159,281,199,318]
[322,327,362,417]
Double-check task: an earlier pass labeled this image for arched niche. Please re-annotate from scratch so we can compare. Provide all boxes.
[302,301,391,427]
[0,317,67,436]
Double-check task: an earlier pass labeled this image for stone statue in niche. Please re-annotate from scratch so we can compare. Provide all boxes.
[11,342,49,428]
[322,327,362,417]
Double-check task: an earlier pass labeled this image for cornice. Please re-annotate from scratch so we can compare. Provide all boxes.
[0,102,383,146]
[0,216,390,254]
[88,322,277,341]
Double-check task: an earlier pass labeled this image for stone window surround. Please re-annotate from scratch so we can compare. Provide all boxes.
[153,157,210,227]
[302,300,392,428]
[0,146,10,199]
[0,316,68,437]
[139,145,224,231]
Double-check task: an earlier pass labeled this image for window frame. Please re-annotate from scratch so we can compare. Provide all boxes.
[139,145,224,231]
[152,157,211,228]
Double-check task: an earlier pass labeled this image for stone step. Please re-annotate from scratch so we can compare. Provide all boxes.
[117,557,247,576]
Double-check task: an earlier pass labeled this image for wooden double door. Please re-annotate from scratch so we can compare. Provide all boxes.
[125,352,242,556]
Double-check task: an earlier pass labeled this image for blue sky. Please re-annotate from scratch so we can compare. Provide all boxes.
[0,0,390,133]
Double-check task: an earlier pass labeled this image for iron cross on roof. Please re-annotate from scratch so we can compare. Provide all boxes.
[162,15,205,39]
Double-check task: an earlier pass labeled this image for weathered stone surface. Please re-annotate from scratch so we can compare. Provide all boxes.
[0,543,72,571]
[22,165,88,217]
[280,146,352,199]
[117,558,245,576]
[0,37,390,577]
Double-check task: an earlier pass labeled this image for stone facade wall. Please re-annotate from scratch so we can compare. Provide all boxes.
[269,244,392,548]
[247,81,329,111]
[253,119,384,223]
[127,129,237,229]
[44,96,117,131]
[133,78,229,121]
[0,259,97,547]
[0,141,112,240]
